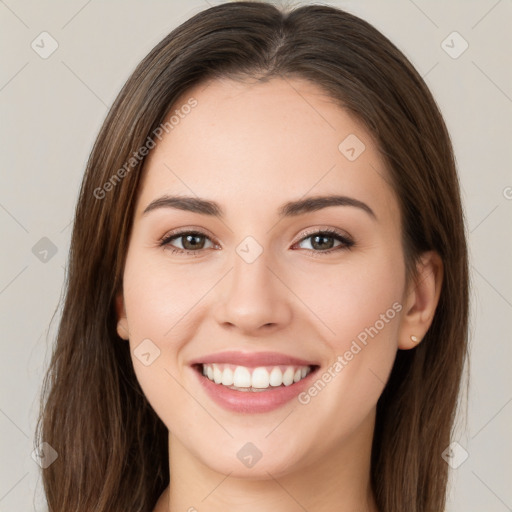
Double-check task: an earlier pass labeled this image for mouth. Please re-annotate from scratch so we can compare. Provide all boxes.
[192,363,319,392]
[190,358,320,413]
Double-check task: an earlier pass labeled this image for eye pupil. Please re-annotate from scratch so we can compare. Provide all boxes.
[311,234,334,251]
[183,234,204,250]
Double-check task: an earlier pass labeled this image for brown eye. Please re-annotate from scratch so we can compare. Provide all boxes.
[160,230,215,254]
[180,233,207,250]
[295,229,354,255]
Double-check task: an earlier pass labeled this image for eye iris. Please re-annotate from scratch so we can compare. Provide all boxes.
[182,234,205,250]
[311,234,335,250]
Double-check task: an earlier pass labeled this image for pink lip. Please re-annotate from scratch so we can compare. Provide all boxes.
[191,365,319,413]
[188,350,318,368]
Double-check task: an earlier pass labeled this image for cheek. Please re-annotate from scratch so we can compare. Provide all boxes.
[292,251,404,412]
[122,255,202,339]
[295,252,405,350]
[292,253,404,422]
[120,254,188,411]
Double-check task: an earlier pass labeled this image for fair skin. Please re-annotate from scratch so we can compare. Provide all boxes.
[116,77,443,512]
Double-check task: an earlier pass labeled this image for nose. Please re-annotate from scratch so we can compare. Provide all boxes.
[213,249,293,335]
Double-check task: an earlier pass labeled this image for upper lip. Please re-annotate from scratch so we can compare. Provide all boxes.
[189,351,319,368]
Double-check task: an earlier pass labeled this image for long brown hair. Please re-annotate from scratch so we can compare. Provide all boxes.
[36,2,469,511]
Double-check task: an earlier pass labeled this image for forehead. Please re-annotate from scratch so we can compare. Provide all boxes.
[136,77,398,222]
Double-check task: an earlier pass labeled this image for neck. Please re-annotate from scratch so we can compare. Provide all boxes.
[156,409,378,512]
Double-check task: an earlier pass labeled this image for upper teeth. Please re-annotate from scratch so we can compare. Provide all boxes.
[202,363,311,389]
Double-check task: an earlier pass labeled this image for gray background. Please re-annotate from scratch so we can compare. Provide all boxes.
[1,0,511,510]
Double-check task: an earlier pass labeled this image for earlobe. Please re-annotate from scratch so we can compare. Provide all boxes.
[398,251,443,350]
[117,320,129,340]
[115,292,130,340]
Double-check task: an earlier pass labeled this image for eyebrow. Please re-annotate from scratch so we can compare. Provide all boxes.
[142,194,376,220]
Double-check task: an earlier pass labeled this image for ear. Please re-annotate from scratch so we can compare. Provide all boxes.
[115,291,130,340]
[398,251,443,350]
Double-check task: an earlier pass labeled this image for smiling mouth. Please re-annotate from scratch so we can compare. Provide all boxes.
[193,363,320,392]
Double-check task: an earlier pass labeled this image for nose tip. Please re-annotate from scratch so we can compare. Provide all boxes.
[212,259,293,335]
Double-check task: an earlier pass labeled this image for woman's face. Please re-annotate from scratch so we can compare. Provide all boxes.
[117,77,410,477]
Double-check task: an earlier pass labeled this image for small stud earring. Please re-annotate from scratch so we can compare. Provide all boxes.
[410,335,419,343]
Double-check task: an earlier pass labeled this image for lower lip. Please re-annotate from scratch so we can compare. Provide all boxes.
[193,366,318,413]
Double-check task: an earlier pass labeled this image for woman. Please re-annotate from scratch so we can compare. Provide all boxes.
[36,2,469,511]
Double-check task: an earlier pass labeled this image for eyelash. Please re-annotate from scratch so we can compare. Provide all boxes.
[158,227,355,257]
